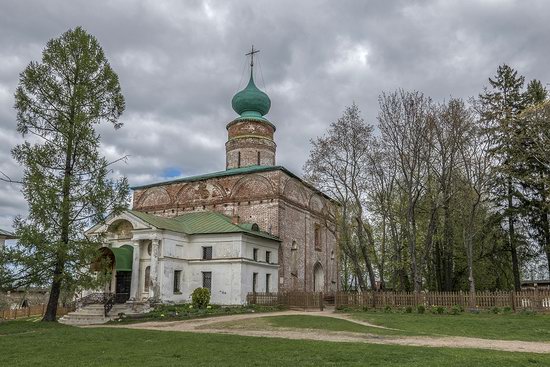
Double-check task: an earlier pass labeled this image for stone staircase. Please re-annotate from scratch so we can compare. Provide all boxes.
[59,301,151,326]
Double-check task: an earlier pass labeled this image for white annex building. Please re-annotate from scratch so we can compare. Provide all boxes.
[86,210,280,305]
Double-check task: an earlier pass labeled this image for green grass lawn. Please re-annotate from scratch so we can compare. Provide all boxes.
[1,319,550,366]
[349,311,550,341]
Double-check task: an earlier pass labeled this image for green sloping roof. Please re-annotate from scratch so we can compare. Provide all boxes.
[0,228,17,239]
[128,210,279,241]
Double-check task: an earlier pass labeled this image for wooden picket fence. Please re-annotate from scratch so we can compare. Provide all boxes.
[247,292,324,310]
[1,304,74,320]
[335,290,550,311]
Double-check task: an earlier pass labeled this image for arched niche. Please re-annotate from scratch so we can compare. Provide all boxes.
[231,175,274,199]
[176,182,225,204]
[107,219,134,239]
[282,179,308,206]
[138,187,171,207]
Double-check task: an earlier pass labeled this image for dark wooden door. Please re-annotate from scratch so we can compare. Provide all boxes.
[115,271,132,303]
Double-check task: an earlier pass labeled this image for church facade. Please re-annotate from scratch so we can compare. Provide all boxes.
[87,60,338,305]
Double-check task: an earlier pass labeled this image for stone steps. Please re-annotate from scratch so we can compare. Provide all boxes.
[59,302,151,325]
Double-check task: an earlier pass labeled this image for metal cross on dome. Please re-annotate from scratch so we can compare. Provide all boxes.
[245,45,260,69]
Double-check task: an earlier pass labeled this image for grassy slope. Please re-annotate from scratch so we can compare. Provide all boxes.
[1,320,550,366]
[350,312,550,341]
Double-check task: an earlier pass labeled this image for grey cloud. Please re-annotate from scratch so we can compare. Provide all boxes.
[0,0,549,231]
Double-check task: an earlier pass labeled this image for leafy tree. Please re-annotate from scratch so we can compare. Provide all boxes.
[6,27,129,321]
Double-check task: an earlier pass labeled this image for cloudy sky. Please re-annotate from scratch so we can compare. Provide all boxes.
[0,0,549,231]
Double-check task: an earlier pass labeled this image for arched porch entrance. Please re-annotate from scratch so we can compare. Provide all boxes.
[93,245,134,303]
[313,262,324,292]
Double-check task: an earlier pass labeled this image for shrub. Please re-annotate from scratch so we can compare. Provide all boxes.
[384,305,392,313]
[191,287,211,309]
[431,306,446,314]
[362,305,369,312]
[502,306,513,314]
[490,307,500,314]
[417,305,426,314]
[450,304,463,315]
[405,306,413,314]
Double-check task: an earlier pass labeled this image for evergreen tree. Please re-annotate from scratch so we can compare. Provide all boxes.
[515,81,549,276]
[7,27,129,321]
[478,64,525,290]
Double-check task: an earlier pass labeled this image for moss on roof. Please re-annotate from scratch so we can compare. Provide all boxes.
[128,210,279,241]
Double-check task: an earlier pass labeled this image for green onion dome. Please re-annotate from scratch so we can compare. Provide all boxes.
[231,72,271,118]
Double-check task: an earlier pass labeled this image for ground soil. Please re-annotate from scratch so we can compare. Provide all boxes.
[94,309,550,354]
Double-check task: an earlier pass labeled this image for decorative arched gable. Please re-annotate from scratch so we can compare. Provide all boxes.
[282,178,308,206]
[175,182,225,204]
[308,194,325,214]
[231,175,274,199]
[137,186,171,207]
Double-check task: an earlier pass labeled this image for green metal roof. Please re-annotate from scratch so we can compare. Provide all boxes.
[128,210,279,241]
[0,228,17,239]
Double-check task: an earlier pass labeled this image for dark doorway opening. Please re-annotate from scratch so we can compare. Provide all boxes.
[115,271,132,303]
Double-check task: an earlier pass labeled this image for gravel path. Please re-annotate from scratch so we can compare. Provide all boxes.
[95,310,550,354]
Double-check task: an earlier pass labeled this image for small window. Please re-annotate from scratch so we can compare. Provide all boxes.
[266,251,271,264]
[331,250,335,260]
[237,152,241,168]
[314,225,321,251]
[253,248,258,261]
[202,246,212,260]
[252,272,258,293]
[257,151,261,165]
[266,274,271,293]
[144,266,151,292]
[147,242,152,256]
[202,271,212,290]
[173,270,181,293]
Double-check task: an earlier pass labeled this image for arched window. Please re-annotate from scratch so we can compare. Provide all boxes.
[290,241,298,276]
[144,266,151,292]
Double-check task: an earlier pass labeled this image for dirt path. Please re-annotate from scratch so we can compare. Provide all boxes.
[94,310,550,354]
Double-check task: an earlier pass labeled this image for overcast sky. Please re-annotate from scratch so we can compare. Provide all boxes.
[1,0,549,231]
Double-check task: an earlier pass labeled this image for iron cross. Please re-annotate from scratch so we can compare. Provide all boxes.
[246,45,260,68]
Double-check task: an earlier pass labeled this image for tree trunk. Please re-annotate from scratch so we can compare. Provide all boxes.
[407,201,421,292]
[508,178,521,291]
[356,216,377,289]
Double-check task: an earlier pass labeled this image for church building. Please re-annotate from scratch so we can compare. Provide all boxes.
[86,51,338,305]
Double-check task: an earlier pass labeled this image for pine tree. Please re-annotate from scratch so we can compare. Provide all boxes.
[516,81,549,276]
[7,27,129,321]
[478,64,525,290]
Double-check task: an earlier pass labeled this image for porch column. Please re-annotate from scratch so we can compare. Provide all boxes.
[130,241,141,301]
[149,239,161,300]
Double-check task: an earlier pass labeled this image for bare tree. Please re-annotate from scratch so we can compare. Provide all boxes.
[378,90,434,292]
[304,103,377,290]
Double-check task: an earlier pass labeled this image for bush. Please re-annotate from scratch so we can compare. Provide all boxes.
[405,306,413,314]
[417,305,426,314]
[383,305,392,313]
[362,305,369,312]
[502,306,513,314]
[490,307,500,314]
[431,306,446,314]
[191,287,211,309]
[450,304,464,315]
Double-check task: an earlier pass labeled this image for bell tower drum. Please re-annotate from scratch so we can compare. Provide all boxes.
[226,46,276,170]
